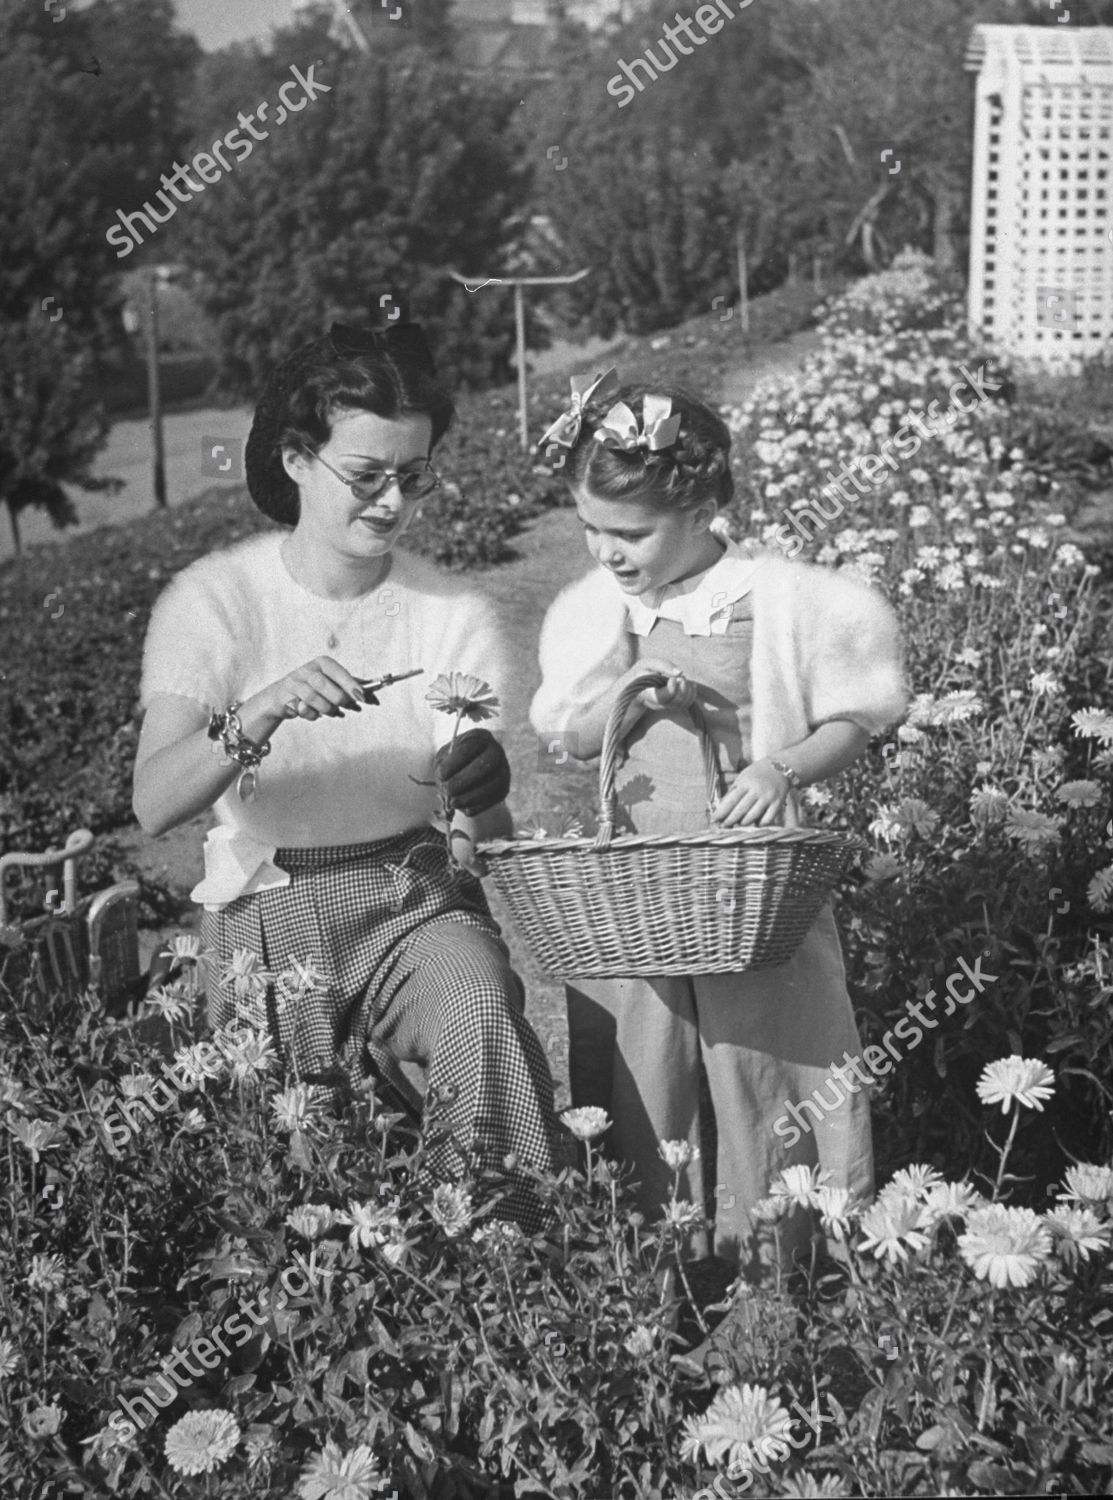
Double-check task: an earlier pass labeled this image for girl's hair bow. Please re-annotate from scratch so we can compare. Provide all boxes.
[594,393,681,454]
[538,367,621,452]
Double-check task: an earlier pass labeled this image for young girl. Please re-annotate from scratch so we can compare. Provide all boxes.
[529,374,907,1276]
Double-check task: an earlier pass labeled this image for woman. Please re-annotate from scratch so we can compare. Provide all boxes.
[132,319,561,1227]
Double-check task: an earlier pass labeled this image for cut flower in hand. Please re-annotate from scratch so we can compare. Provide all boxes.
[422,672,502,873]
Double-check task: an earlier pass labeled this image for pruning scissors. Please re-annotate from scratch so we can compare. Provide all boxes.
[356,667,424,705]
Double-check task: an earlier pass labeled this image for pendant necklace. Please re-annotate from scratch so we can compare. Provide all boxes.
[283,541,392,651]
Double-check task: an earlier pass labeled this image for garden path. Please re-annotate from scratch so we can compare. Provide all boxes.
[121,330,823,1102]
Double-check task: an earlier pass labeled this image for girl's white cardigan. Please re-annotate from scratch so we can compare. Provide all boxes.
[530,552,908,759]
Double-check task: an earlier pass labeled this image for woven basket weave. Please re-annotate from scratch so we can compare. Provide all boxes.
[480,671,856,977]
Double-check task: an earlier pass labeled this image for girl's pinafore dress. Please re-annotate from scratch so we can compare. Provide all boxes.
[565,593,874,1273]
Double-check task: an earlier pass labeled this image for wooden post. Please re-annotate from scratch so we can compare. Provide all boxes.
[736,227,750,335]
[147,270,167,510]
[514,282,528,450]
[448,268,590,453]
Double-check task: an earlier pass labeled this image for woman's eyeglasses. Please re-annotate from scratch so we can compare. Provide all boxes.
[308,447,441,502]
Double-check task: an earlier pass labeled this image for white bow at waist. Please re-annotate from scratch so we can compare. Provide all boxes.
[191,826,291,912]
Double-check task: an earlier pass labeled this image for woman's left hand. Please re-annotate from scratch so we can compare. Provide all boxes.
[712,760,792,828]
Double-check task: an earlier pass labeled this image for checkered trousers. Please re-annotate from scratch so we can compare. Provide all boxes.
[201,827,560,1229]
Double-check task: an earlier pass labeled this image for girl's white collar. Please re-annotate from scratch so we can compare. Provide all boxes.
[620,537,762,637]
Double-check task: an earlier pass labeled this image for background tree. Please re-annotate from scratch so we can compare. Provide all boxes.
[522,0,803,335]
[0,0,199,547]
[174,24,532,396]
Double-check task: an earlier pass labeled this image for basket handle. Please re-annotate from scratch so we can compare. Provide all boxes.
[594,671,723,849]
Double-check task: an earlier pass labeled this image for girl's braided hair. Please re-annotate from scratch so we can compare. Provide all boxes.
[563,384,734,512]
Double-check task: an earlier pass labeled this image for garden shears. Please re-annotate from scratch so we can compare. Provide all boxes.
[356,667,424,705]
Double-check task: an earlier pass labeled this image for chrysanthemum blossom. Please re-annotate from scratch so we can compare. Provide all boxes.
[27,1253,66,1294]
[958,1204,1052,1288]
[298,1438,387,1500]
[561,1106,611,1141]
[881,1164,942,1201]
[658,1139,699,1171]
[6,1116,63,1162]
[430,1183,473,1238]
[814,1185,854,1240]
[270,1085,318,1134]
[624,1324,656,1357]
[920,1180,984,1226]
[679,1382,794,1472]
[0,1336,19,1378]
[768,1163,830,1209]
[975,1056,1055,1114]
[338,1199,402,1252]
[1060,1162,1113,1208]
[856,1193,929,1265]
[286,1204,336,1240]
[781,1474,850,1499]
[1044,1205,1111,1267]
[425,672,499,722]
[1003,809,1062,850]
[222,947,268,999]
[145,985,191,1024]
[662,1198,704,1231]
[1071,707,1113,745]
[164,1409,241,1475]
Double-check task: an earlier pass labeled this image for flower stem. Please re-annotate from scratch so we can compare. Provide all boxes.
[991,1109,1020,1201]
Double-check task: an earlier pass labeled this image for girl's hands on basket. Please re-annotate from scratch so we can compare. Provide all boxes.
[635,658,697,713]
[264,657,367,724]
[713,759,793,828]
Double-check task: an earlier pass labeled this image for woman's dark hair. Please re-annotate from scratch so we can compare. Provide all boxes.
[245,323,455,525]
[564,384,734,513]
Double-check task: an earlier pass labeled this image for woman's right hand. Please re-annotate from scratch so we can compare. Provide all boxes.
[632,657,696,712]
[263,657,367,724]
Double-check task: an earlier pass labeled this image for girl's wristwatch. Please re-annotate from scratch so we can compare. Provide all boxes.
[769,757,803,791]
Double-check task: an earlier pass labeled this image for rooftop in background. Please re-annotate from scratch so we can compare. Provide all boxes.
[966,22,1113,70]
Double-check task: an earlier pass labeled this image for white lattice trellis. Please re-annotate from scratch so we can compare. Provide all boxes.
[966,24,1113,365]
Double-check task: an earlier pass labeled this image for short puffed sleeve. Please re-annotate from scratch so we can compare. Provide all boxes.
[139,559,240,712]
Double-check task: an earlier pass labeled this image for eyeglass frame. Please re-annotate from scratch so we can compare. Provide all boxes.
[303,445,442,503]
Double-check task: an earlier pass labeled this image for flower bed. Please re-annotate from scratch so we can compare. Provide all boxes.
[724,249,1113,1189]
[0,954,1110,1497]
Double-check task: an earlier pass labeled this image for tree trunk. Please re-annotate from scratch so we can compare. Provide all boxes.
[930,179,962,274]
[6,500,20,557]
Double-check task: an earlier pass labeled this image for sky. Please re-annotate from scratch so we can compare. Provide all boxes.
[174,0,295,51]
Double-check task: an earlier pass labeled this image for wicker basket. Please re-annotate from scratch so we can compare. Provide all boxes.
[480,671,856,977]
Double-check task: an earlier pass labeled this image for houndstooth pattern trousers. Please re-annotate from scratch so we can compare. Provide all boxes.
[202,827,561,1229]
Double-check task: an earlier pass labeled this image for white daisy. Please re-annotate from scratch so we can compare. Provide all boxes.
[430,1184,473,1238]
[856,1193,930,1265]
[658,1139,700,1172]
[975,1056,1056,1113]
[561,1106,611,1141]
[1059,1162,1113,1208]
[298,1438,386,1500]
[286,1204,337,1240]
[270,1085,318,1134]
[164,1409,240,1476]
[958,1204,1052,1288]
[679,1382,794,1472]
[1044,1205,1110,1267]
[1056,780,1101,808]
